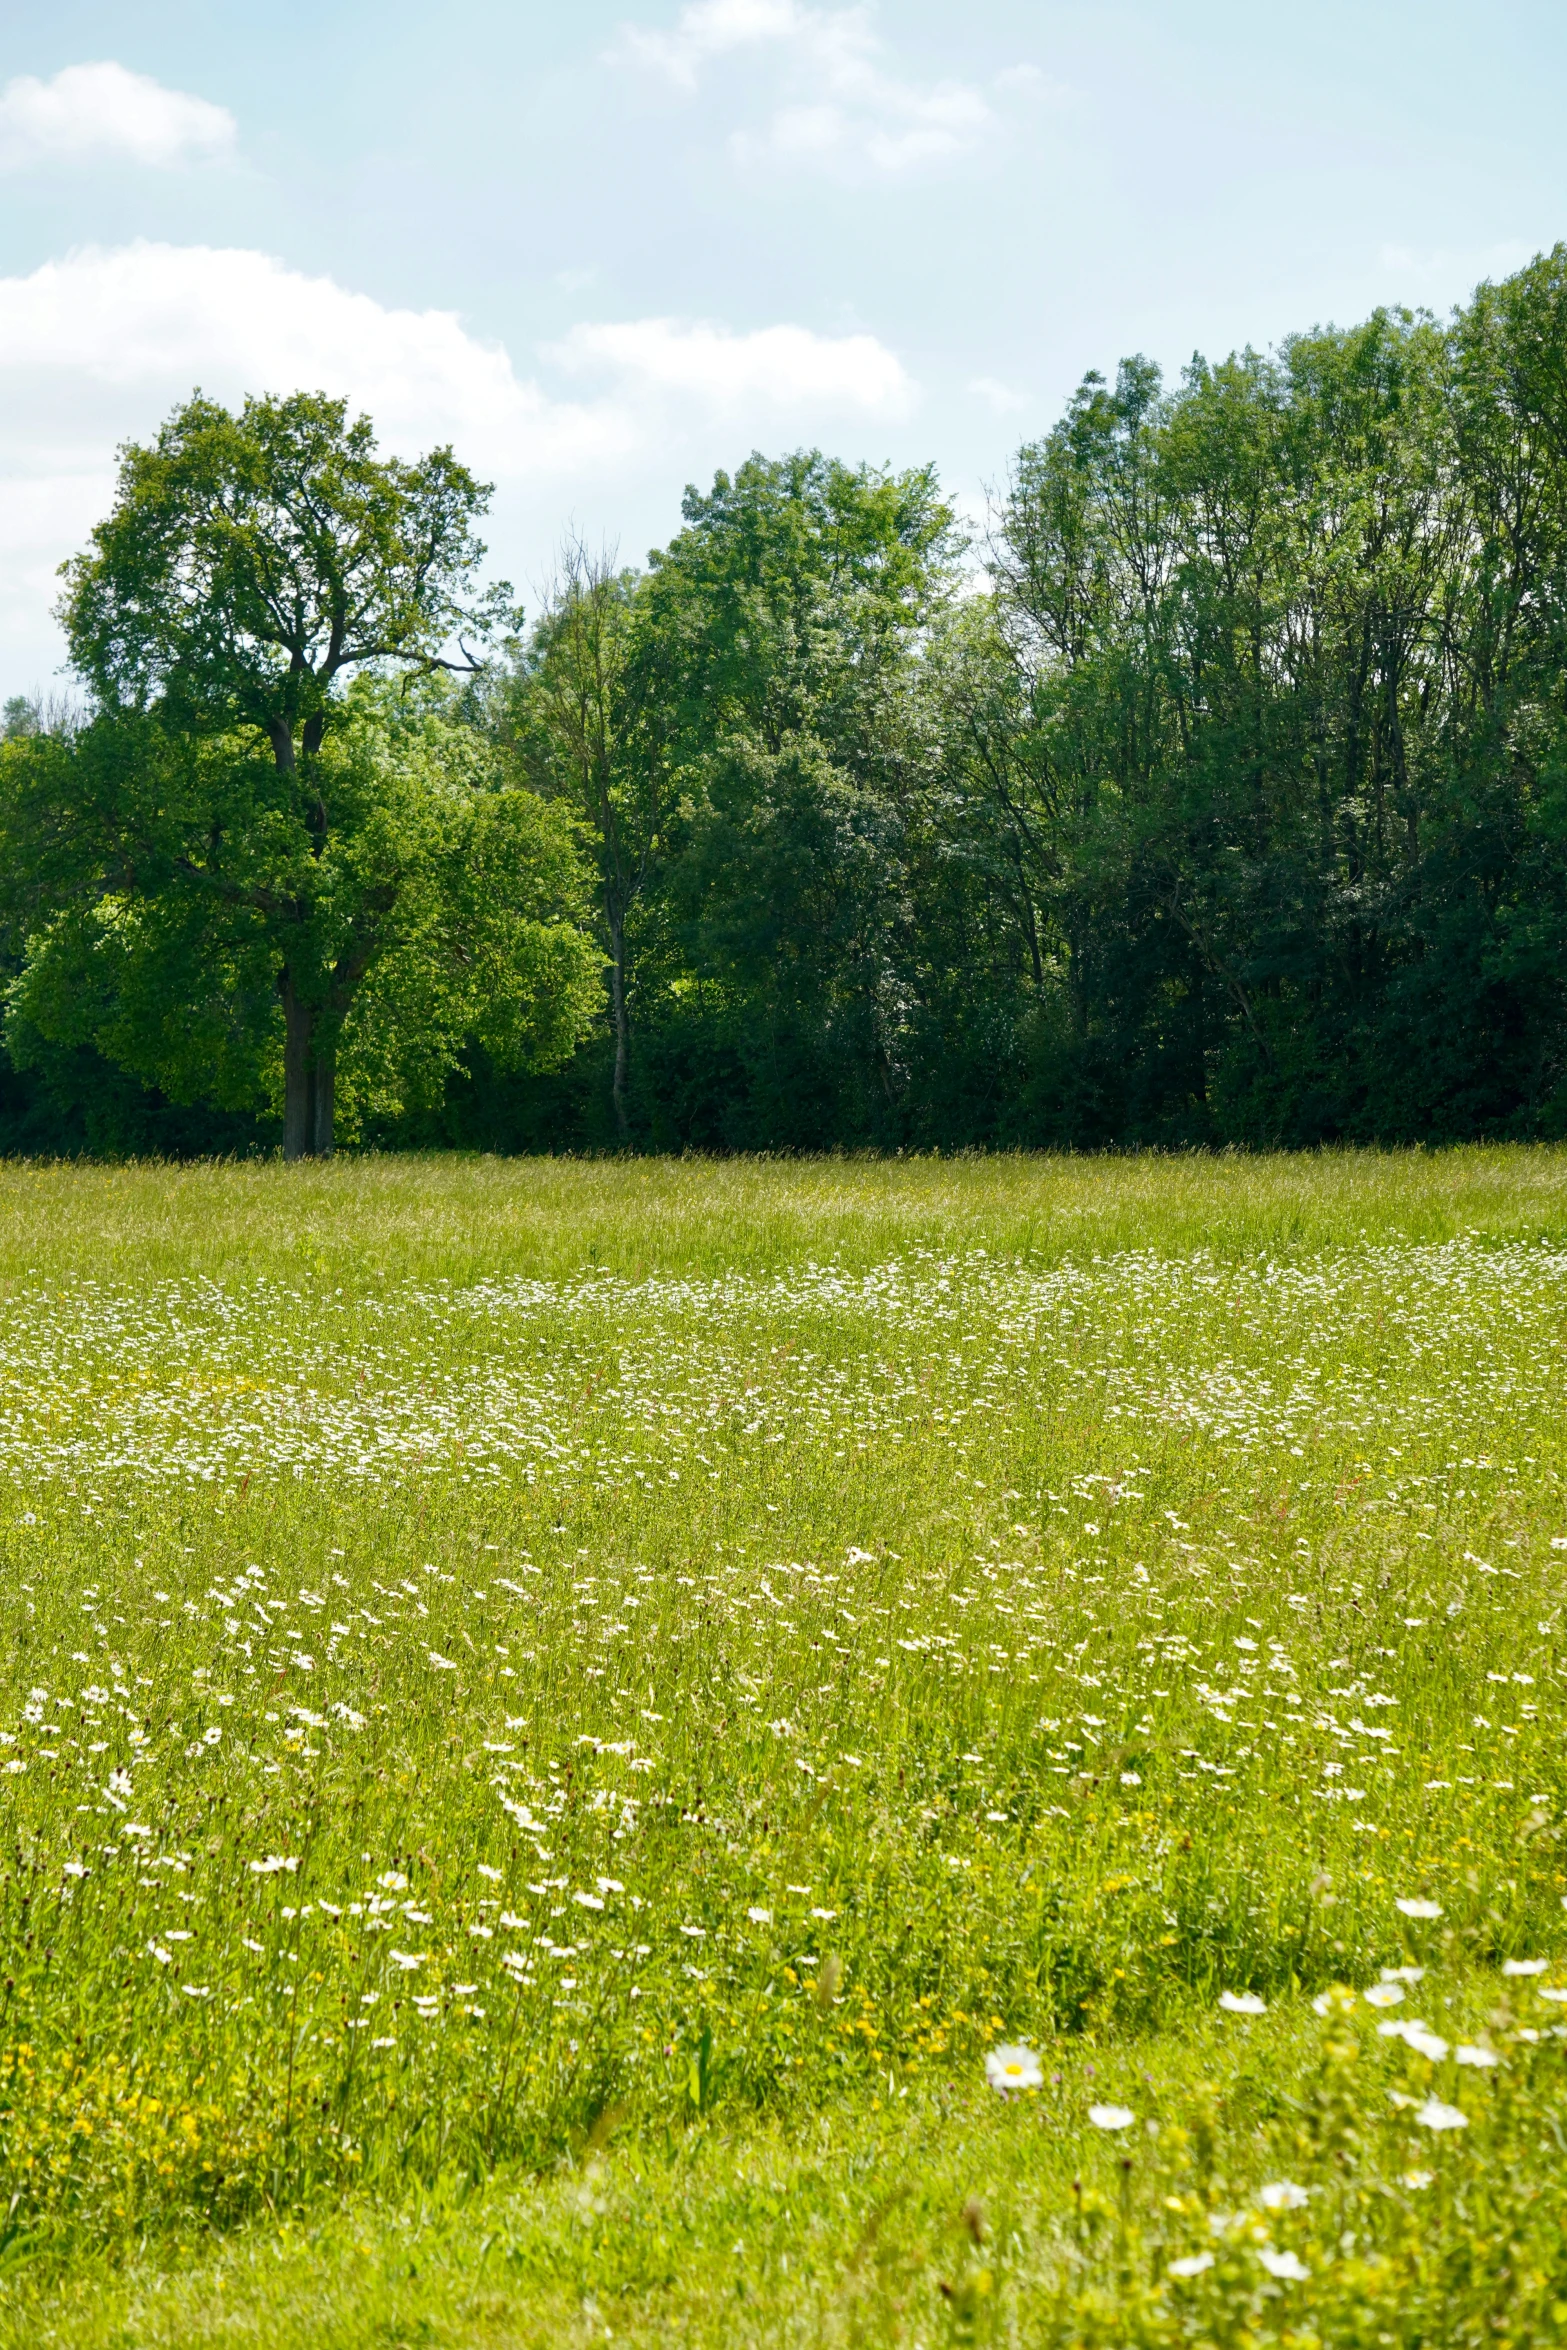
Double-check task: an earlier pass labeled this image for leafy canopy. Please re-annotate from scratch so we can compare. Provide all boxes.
[7,392,598,1150]
[0,687,600,1138]
[61,390,509,767]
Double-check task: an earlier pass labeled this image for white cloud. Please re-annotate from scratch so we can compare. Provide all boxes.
[0,61,236,170]
[0,241,917,688]
[611,0,1001,174]
[993,63,1052,95]
[0,241,611,472]
[550,316,913,414]
[968,375,1029,416]
[616,0,808,90]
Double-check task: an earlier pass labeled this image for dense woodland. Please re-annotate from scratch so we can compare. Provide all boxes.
[7,246,1567,1156]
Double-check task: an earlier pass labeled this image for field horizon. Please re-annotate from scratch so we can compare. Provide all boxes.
[1,1139,1566,1278]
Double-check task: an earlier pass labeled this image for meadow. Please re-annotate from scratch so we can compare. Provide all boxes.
[3,1148,1567,2347]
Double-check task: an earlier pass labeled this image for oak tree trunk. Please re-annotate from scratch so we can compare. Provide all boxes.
[312,1039,336,1159]
[281,973,335,1161]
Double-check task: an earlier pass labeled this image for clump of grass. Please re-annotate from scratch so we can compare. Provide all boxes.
[12,2007,1567,2347]
[2,1151,1567,2343]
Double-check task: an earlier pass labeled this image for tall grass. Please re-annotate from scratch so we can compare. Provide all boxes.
[3,1150,1567,2344]
[1,1141,1564,1283]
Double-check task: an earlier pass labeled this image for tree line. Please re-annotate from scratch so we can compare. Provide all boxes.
[6,246,1567,1157]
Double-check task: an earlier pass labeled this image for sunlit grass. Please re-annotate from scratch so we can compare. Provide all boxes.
[1,1140,1565,1283]
[3,1148,1567,2345]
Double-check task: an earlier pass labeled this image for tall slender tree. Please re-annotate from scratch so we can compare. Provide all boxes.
[506,545,670,1139]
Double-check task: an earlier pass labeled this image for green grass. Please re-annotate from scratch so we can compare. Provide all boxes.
[3,1148,1567,2347]
[1,1140,1566,1282]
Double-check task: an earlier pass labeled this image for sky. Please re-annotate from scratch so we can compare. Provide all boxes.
[1,0,1565,698]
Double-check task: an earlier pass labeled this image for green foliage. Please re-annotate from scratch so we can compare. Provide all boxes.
[0,690,600,1145]
[635,447,960,755]
[60,390,506,757]
[956,278,1567,1147]
[484,254,1567,1154]
[25,391,599,1159]
[622,450,962,1143]
[499,548,672,1137]
[17,252,1567,1158]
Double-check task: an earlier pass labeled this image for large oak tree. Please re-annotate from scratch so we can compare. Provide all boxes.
[38,390,595,1155]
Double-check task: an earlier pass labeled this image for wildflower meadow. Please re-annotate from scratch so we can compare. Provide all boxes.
[4,1148,1567,2347]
